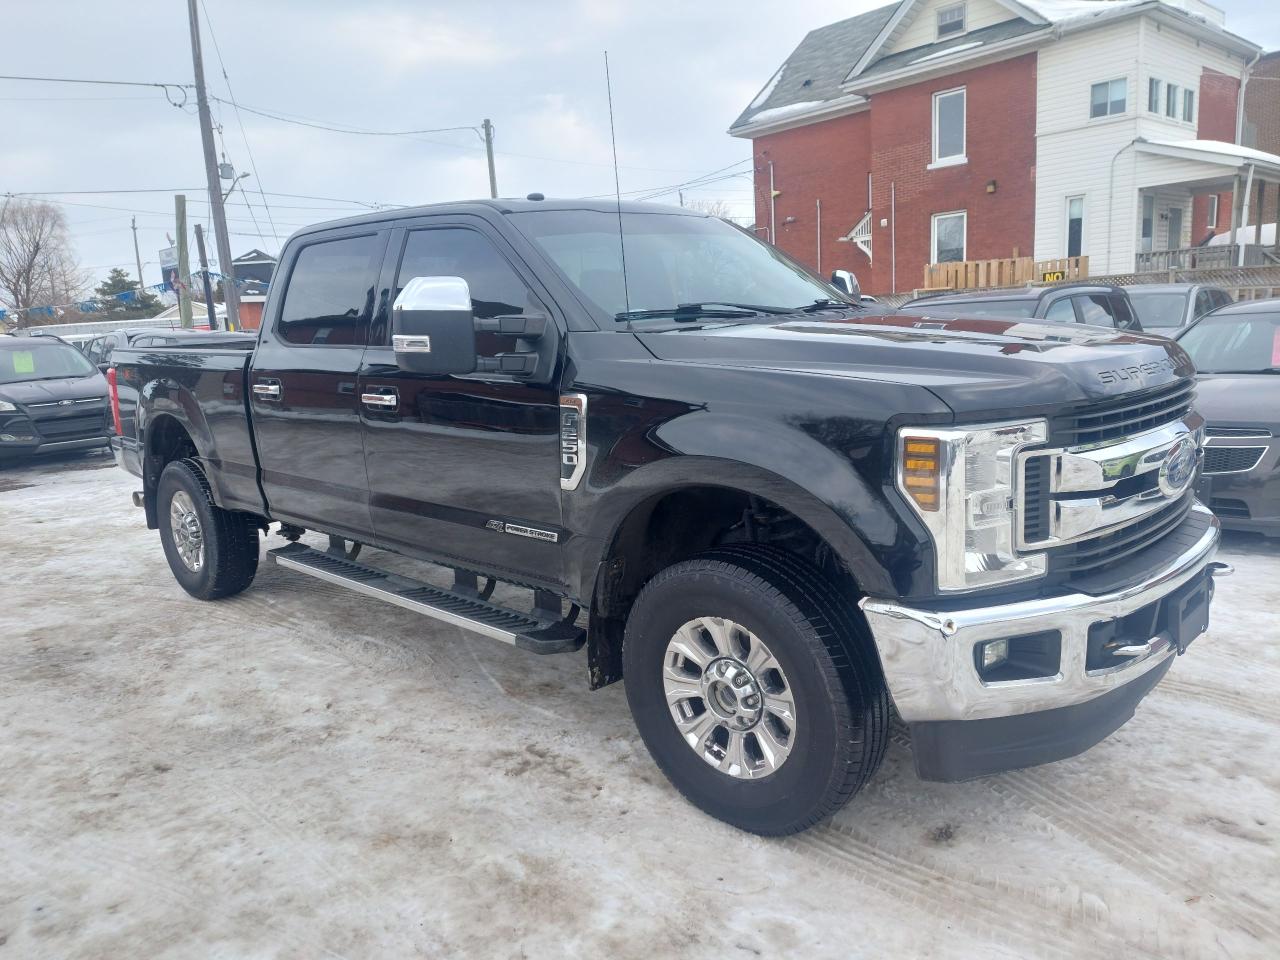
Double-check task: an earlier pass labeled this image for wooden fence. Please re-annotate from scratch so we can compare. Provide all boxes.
[922,256,1088,291]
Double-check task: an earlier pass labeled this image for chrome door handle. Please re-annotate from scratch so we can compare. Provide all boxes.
[252,381,281,399]
[361,391,398,408]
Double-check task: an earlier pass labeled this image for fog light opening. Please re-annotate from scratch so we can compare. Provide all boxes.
[980,638,1009,670]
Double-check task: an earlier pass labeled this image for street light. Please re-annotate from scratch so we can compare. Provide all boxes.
[222,172,251,202]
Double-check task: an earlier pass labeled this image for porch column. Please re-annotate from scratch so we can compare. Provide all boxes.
[1274,182,1279,256]
[1256,182,1266,248]
[1229,174,1242,244]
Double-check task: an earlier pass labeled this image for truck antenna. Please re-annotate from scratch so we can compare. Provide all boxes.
[604,50,631,314]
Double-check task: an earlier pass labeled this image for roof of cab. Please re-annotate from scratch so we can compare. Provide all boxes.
[290,198,700,240]
[1208,297,1280,315]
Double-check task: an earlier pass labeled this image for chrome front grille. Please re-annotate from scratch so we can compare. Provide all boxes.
[1020,380,1202,579]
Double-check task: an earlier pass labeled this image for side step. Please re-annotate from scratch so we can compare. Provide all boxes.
[268,543,584,654]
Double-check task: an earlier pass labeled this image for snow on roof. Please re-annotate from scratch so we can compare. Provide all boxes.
[1020,0,1224,28]
[910,40,984,64]
[742,100,831,125]
[748,66,785,111]
[1143,139,1280,167]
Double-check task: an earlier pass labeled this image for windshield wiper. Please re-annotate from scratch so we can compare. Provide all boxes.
[614,301,791,322]
[793,298,861,313]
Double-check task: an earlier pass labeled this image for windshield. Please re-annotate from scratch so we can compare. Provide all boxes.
[1177,310,1280,374]
[1127,291,1187,328]
[900,299,1034,319]
[0,340,98,384]
[508,209,847,320]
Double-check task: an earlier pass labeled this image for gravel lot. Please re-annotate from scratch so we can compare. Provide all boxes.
[2,451,1278,960]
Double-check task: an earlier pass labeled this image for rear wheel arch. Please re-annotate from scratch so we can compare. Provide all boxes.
[140,414,200,528]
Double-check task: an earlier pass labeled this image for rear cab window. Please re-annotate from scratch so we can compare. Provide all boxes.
[277,234,382,346]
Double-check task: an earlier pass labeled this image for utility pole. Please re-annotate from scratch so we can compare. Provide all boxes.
[175,195,193,329]
[482,118,498,198]
[187,0,240,329]
[131,217,146,300]
[194,224,220,331]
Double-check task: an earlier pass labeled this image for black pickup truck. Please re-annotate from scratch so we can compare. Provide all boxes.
[109,199,1229,835]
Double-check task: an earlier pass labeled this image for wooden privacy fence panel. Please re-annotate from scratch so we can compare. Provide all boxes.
[923,256,1088,291]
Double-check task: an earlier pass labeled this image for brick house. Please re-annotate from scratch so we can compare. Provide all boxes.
[730,0,1277,295]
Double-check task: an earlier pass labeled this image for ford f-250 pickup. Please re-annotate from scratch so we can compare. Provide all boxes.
[109,198,1230,835]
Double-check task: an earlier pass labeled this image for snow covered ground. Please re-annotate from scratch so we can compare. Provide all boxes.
[1,451,1277,959]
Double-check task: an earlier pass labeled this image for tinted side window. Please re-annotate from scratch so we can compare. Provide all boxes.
[1194,291,1213,318]
[86,337,105,364]
[1043,298,1076,323]
[279,234,380,346]
[395,228,534,320]
[1111,296,1138,330]
[1212,289,1233,310]
[1074,295,1118,327]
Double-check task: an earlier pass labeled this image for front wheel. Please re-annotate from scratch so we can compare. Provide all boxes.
[156,458,259,600]
[623,545,888,835]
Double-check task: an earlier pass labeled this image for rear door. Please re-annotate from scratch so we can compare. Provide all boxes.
[358,217,566,585]
[249,227,389,540]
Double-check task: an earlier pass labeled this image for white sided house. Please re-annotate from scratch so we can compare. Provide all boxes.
[1031,0,1279,274]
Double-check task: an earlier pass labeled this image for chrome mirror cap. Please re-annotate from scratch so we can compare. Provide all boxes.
[393,276,471,313]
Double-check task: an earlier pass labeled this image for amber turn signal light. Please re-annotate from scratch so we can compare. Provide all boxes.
[902,436,941,511]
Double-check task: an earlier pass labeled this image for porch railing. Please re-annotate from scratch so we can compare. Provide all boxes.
[1136,244,1280,273]
[922,256,1088,291]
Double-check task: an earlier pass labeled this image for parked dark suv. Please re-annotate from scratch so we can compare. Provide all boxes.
[0,334,112,461]
[82,327,230,372]
[901,283,1141,331]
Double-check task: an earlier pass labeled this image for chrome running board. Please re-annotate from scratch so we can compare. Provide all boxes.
[268,543,584,654]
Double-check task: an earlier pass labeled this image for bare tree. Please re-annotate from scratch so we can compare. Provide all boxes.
[0,199,88,324]
[686,199,736,220]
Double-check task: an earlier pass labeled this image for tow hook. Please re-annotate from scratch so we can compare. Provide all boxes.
[1208,562,1234,578]
[131,490,145,508]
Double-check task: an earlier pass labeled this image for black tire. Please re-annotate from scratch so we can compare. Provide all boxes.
[623,545,888,835]
[156,458,259,600]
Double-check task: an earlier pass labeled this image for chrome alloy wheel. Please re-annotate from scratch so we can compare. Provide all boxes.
[663,617,796,779]
[169,490,205,572]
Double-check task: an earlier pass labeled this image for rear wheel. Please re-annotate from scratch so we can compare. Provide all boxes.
[156,458,259,599]
[623,545,888,835]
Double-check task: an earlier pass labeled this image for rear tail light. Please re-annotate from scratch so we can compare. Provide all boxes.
[106,367,123,435]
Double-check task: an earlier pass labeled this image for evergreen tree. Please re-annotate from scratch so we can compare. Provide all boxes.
[94,267,161,316]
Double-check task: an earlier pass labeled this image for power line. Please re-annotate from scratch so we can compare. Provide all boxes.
[210,96,480,138]
[0,73,190,107]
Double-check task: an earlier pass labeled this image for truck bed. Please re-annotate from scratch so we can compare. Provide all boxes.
[111,343,266,516]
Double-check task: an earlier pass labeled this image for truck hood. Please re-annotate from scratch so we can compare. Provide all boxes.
[636,313,1195,417]
[0,374,106,406]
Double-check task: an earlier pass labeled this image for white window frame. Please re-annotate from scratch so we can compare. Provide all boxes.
[1064,195,1086,258]
[1207,194,1218,228]
[1090,78,1127,119]
[930,87,967,168]
[1148,77,1161,113]
[931,210,967,264]
[1165,82,1179,119]
[1182,88,1195,123]
[937,2,966,39]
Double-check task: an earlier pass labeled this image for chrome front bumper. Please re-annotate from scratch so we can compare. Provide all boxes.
[860,503,1226,723]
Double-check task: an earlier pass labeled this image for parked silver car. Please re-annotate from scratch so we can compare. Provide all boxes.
[1127,283,1233,331]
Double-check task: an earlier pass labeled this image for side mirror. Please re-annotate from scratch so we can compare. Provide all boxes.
[830,269,860,299]
[392,276,477,375]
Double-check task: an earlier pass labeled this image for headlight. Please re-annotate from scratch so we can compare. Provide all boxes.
[898,419,1048,591]
[0,400,17,413]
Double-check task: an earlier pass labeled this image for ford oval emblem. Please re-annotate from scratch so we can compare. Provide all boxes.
[1159,436,1198,497]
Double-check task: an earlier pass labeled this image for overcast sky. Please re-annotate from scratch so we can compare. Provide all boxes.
[4,0,1276,293]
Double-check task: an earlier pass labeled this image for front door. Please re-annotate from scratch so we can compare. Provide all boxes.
[1167,206,1184,251]
[358,219,565,587]
[249,228,388,540]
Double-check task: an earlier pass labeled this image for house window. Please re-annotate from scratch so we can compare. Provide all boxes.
[1165,83,1179,118]
[932,88,966,165]
[937,2,965,38]
[1148,77,1161,113]
[1207,194,1218,228]
[932,210,967,264]
[1183,88,1195,123]
[1090,79,1126,119]
[1066,196,1085,258]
